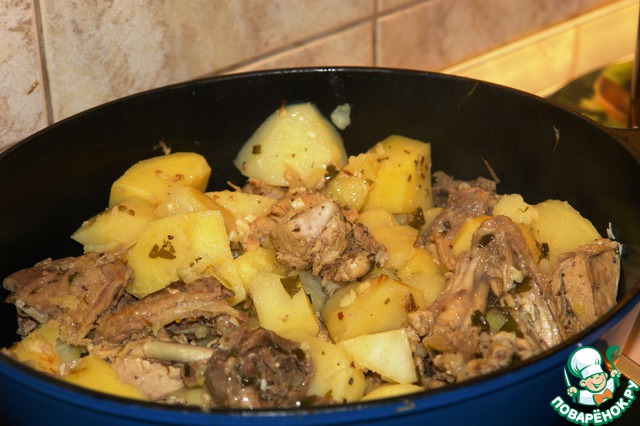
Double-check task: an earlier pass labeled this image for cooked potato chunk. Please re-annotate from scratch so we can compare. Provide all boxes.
[155,185,218,217]
[531,199,601,264]
[7,320,80,376]
[71,196,157,253]
[207,190,275,221]
[361,383,424,401]
[322,152,380,211]
[339,329,418,384]
[322,274,424,342]
[233,247,285,288]
[109,152,211,207]
[125,210,244,302]
[397,248,447,307]
[283,329,366,403]
[63,354,146,400]
[364,223,418,270]
[356,208,398,229]
[451,215,492,258]
[492,193,539,226]
[155,185,237,237]
[247,271,319,336]
[233,102,347,187]
[361,135,433,214]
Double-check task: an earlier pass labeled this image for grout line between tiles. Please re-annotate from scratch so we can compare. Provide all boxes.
[211,15,377,76]
[444,0,637,75]
[32,0,53,126]
[372,0,379,66]
[210,0,414,77]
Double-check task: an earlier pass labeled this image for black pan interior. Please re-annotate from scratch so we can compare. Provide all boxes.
[1,67,639,348]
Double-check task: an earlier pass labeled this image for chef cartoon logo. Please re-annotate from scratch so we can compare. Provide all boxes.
[565,346,620,406]
[550,345,639,425]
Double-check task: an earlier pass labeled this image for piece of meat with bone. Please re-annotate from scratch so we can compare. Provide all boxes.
[414,253,490,383]
[431,171,497,208]
[416,186,499,271]
[411,215,564,384]
[241,177,288,200]
[90,339,185,401]
[266,188,387,284]
[472,216,565,351]
[547,238,621,337]
[94,276,246,344]
[204,327,313,409]
[458,330,537,381]
[2,251,131,345]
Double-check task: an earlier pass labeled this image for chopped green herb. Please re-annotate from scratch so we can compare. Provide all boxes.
[408,207,426,230]
[280,276,301,297]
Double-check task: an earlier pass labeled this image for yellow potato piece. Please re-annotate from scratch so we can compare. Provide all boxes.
[109,152,211,207]
[322,274,424,342]
[492,193,539,226]
[247,271,319,336]
[63,354,146,401]
[339,329,418,384]
[207,190,275,221]
[362,135,433,214]
[365,224,418,270]
[397,248,447,307]
[155,185,237,237]
[531,199,601,265]
[71,197,157,253]
[361,383,425,401]
[7,321,72,376]
[233,247,285,289]
[356,208,399,229]
[125,210,245,303]
[207,190,276,241]
[282,329,366,403]
[233,102,347,187]
[451,215,491,258]
[323,152,380,211]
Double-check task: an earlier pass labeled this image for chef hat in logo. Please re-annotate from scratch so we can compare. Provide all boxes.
[568,346,604,380]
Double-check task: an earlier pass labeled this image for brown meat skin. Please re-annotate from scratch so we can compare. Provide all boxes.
[90,339,184,401]
[431,171,497,208]
[412,216,563,384]
[94,277,245,344]
[3,251,131,345]
[205,327,312,409]
[262,187,387,284]
[416,186,499,271]
[548,238,620,336]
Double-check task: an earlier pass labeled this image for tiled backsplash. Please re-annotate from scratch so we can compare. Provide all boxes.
[0,0,633,150]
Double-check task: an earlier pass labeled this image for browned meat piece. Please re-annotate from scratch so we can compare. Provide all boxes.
[94,277,246,344]
[3,251,131,345]
[204,327,312,409]
[412,216,564,383]
[459,331,536,381]
[415,252,490,383]
[252,187,386,284]
[270,200,386,283]
[90,339,185,401]
[416,186,499,271]
[271,200,349,272]
[548,238,620,337]
[246,187,329,250]
[241,177,288,199]
[472,216,565,350]
[431,171,497,207]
